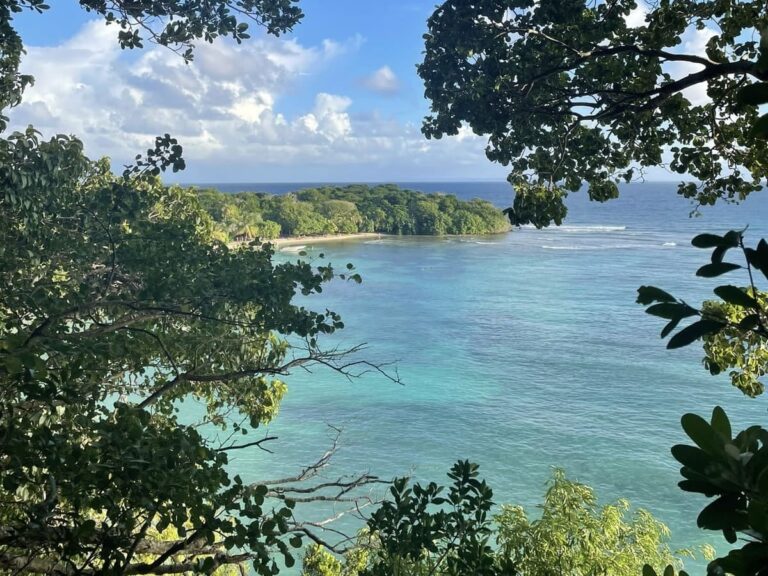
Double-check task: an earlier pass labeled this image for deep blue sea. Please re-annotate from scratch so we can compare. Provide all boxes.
[194,181,768,572]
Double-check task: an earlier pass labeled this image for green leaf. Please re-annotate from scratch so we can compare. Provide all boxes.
[747,500,768,533]
[4,355,23,375]
[713,285,758,308]
[637,285,676,304]
[711,245,729,264]
[723,230,743,246]
[696,262,741,278]
[738,314,761,330]
[646,302,697,320]
[677,479,720,496]
[200,557,216,573]
[691,233,726,248]
[661,316,683,339]
[746,239,768,280]
[758,468,768,495]
[697,496,748,531]
[667,320,725,349]
[671,444,711,471]
[711,406,732,440]
[681,413,726,456]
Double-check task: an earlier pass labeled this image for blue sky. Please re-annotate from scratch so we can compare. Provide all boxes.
[10,1,511,183]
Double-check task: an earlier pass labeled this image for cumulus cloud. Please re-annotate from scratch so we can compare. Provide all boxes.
[8,21,504,181]
[298,94,352,139]
[362,66,400,95]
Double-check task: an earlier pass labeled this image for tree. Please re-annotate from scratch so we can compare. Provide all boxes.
[318,200,363,235]
[0,2,391,574]
[418,4,768,573]
[300,464,686,576]
[418,0,768,227]
[495,470,691,576]
[0,132,393,575]
[413,200,450,235]
[270,196,332,236]
[2,1,301,128]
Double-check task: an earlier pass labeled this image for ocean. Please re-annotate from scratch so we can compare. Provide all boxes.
[192,181,768,572]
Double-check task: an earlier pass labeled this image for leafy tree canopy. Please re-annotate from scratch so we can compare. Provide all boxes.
[0,126,369,574]
[301,463,689,576]
[196,184,510,241]
[419,0,768,227]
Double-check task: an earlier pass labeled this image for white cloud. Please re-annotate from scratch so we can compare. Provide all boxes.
[362,66,400,95]
[624,3,648,28]
[666,27,717,106]
[307,93,352,139]
[230,92,275,124]
[454,124,480,143]
[8,20,506,182]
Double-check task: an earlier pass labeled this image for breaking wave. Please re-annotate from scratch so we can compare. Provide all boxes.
[555,225,627,233]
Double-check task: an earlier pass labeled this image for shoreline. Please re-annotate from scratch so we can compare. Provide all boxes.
[230,232,386,250]
[272,232,386,247]
[230,229,512,250]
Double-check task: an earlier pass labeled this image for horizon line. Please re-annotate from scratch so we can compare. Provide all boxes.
[180,179,693,185]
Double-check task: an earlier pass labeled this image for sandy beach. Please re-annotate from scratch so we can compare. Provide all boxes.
[272,232,385,247]
[230,232,386,250]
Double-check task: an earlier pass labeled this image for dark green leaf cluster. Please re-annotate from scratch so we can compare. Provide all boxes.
[195,184,510,241]
[123,133,187,178]
[419,0,768,227]
[643,565,690,576]
[638,230,768,353]
[736,80,768,140]
[671,407,768,575]
[504,182,570,228]
[640,231,768,575]
[364,460,498,576]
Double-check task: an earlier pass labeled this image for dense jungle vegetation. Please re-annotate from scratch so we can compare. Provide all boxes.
[194,184,510,241]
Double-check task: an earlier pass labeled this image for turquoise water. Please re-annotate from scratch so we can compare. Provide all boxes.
[205,182,768,572]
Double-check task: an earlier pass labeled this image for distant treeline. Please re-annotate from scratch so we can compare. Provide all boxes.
[195,184,511,241]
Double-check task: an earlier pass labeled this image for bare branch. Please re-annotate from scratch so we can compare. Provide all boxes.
[217,435,278,453]
[139,342,401,409]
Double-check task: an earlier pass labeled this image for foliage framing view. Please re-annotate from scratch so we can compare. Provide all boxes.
[637,231,768,576]
[419,0,768,227]
[0,1,393,574]
[301,463,686,576]
[4,0,768,574]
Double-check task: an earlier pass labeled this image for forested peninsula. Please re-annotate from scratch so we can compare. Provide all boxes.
[194,184,510,242]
